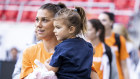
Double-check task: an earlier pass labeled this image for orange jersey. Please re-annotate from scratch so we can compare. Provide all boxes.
[20,42,53,79]
[92,42,105,79]
[105,32,129,79]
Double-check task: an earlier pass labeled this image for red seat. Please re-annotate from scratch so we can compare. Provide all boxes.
[0,10,4,20]
[128,0,135,9]
[21,5,39,22]
[0,4,4,20]
[18,0,30,2]
[71,0,88,2]
[21,11,30,21]
[29,0,44,1]
[93,0,99,2]
[3,4,19,21]
[87,13,99,20]
[4,10,18,21]
[50,0,71,2]
[29,11,37,22]
[98,0,113,2]
[115,15,130,27]
[21,11,37,22]
[10,0,29,3]
[0,0,5,3]
[114,0,129,9]
[10,0,18,2]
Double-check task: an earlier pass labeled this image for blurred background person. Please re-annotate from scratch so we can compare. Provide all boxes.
[113,23,139,79]
[135,45,140,79]
[6,47,19,62]
[12,27,41,79]
[98,12,129,79]
[86,19,117,79]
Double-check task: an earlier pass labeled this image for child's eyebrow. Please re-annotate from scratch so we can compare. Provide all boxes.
[54,25,59,27]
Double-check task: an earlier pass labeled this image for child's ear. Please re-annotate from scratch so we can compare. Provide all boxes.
[69,26,76,34]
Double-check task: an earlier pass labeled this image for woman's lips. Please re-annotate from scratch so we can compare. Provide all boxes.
[38,30,45,34]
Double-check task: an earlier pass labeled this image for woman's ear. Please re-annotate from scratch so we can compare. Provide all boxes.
[69,26,76,34]
[96,30,101,36]
[110,21,114,26]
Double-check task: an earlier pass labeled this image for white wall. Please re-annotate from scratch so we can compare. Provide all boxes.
[0,22,35,61]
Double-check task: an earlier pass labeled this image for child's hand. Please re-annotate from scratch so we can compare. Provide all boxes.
[45,56,52,64]
[46,58,51,63]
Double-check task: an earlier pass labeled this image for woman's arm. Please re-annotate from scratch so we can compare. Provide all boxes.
[20,49,33,79]
[121,60,129,79]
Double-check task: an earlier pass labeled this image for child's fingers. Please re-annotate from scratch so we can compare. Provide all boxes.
[45,58,51,64]
[45,56,52,64]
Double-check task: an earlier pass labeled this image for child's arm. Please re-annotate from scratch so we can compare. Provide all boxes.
[44,59,59,73]
[90,70,99,79]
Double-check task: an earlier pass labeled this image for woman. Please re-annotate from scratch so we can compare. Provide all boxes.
[113,23,139,79]
[86,19,113,79]
[20,3,66,79]
[45,7,93,79]
[98,12,129,79]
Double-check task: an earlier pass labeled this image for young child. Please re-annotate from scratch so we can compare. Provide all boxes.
[45,7,93,79]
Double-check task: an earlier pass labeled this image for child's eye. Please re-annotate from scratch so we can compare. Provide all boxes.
[55,26,61,29]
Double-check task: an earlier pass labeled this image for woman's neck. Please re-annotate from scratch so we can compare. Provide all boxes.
[105,28,112,38]
[42,37,59,53]
[90,38,101,47]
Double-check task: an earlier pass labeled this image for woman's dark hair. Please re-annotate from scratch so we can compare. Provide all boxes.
[103,12,115,22]
[89,19,105,42]
[39,3,66,16]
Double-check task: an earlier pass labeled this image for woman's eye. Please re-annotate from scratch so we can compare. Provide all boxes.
[35,18,39,22]
[42,18,49,22]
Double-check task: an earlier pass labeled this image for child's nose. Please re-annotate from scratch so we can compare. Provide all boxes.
[53,28,56,33]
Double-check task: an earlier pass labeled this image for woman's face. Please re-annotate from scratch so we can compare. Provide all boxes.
[35,9,55,40]
[86,22,97,41]
[98,13,113,30]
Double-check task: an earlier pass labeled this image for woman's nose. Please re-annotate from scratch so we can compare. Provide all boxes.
[36,21,42,28]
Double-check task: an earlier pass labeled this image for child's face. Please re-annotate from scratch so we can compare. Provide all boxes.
[53,20,72,41]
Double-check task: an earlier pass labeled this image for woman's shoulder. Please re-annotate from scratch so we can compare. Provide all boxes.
[26,42,42,49]
[23,42,43,55]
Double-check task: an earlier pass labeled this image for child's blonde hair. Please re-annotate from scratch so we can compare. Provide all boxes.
[54,7,87,35]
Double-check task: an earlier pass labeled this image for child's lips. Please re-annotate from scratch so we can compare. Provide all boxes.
[55,34,58,37]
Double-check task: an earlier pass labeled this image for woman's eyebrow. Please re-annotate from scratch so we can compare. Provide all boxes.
[42,17,49,19]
